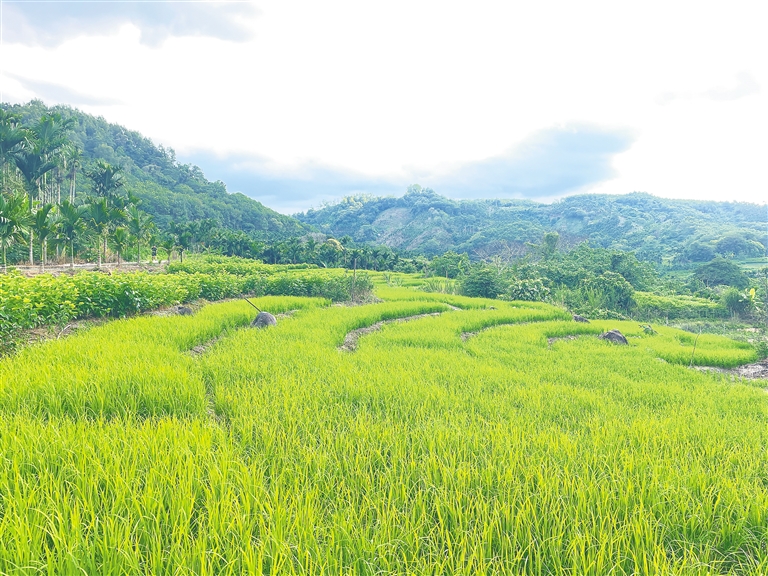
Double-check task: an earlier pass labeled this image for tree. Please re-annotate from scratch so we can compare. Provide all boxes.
[318,238,343,268]
[505,278,550,302]
[0,192,32,272]
[127,205,153,265]
[176,230,192,262]
[87,198,117,266]
[684,241,716,263]
[87,160,124,201]
[541,231,559,259]
[31,113,74,204]
[61,145,81,204]
[284,238,302,264]
[14,142,57,265]
[0,110,27,192]
[56,201,87,269]
[31,203,55,271]
[111,227,129,267]
[430,251,469,279]
[159,235,175,263]
[694,257,749,289]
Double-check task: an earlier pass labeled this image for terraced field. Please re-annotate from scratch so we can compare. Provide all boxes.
[0,281,766,574]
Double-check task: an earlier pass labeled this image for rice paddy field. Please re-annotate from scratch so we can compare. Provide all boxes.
[1,273,767,575]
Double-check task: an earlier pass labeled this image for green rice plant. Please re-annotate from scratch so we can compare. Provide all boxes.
[0,297,327,419]
[0,287,765,574]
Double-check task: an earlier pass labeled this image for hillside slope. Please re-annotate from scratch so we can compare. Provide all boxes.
[3,100,310,239]
[297,186,768,262]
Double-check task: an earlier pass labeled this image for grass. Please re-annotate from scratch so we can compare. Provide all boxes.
[0,284,766,574]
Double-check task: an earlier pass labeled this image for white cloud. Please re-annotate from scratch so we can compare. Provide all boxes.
[1,0,766,210]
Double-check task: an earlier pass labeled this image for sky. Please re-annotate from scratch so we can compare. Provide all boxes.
[1,0,766,214]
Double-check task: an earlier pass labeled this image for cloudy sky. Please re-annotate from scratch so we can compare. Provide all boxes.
[1,0,765,214]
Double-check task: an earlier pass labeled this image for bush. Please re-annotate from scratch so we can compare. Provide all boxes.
[721,288,753,317]
[579,271,635,312]
[634,292,728,320]
[503,278,550,302]
[461,267,503,299]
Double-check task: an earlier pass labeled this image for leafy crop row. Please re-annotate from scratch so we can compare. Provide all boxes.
[0,267,373,353]
[167,255,318,276]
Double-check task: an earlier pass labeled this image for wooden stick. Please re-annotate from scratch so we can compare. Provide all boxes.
[243,298,262,313]
[689,328,702,368]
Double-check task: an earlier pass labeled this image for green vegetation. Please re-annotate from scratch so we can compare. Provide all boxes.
[634,291,727,320]
[298,185,766,263]
[0,102,309,270]
[0,282,765,573]
[0,259,373,354]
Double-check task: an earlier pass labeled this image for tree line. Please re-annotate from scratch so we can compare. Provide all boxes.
[0,110,159,271]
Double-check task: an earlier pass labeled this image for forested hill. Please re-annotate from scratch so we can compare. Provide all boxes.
[297,186,768,263]
[2,100,309,239]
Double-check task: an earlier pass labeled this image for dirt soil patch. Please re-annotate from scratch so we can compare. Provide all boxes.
[339,312,442,352]
[695,359,768,381]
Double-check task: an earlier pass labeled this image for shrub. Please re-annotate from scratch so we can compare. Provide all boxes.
[579,271,635,312]
[503,278,550,302]
[461,267,503,299]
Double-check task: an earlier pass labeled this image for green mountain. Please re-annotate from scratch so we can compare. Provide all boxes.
[2,100,309,239]
[297,186,768,263]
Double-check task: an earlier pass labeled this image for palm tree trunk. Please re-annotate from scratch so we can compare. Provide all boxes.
[3,246,6,274]
[136,241,140,265]
[70,240,75,269]
[29,229,34,266]
[42,239,46,272]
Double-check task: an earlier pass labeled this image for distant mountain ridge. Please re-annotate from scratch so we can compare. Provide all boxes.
[297,186,767,263]
[2,100,310,239]
[4,101,765,263]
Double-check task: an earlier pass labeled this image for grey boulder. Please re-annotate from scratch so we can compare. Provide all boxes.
[251,312,277,328]
[599,329,628,345]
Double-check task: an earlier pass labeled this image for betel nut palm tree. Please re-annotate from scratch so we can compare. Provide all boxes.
[127,205,153,265]
[56,200,87,269]
[31,203,56,272]
[14,142,56,266]
[0,192,33,273]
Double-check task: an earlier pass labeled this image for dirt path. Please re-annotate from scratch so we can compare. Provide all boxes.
[10,262,168,277]
[695,359,768,381]
[338,312,443,352]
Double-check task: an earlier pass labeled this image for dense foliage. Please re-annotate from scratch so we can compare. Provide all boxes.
[415,236,763,323]
[298,185,767,263]
[1,100,309,245]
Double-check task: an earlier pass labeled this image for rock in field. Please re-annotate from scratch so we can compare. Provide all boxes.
[599,329,628,345]
[573,314,590,323]
[251,311,277,328]
[177,306,193,316]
